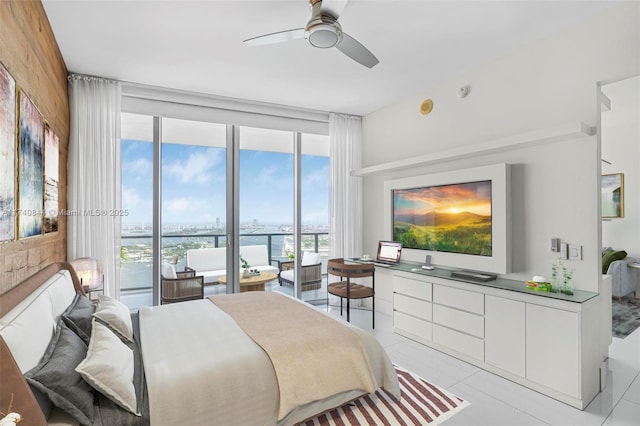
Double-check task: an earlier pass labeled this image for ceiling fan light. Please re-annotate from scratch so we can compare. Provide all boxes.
[305,23,342,48]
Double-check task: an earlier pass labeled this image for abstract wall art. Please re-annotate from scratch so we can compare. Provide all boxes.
[18,90,44,238]
[44,124,59,233]
[0,62,16,242]
[602,173,624,218]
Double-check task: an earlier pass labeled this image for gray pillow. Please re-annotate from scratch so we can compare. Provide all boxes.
[25,320,94,426]
[62,293,96,345]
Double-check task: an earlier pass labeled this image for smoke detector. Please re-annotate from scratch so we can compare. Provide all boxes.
[457,85,471,98]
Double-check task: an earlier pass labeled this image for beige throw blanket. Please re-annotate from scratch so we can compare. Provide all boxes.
[210,292,378,420]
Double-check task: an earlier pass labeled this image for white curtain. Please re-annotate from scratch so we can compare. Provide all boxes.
[67,75,122,297]
[329,113,363,259]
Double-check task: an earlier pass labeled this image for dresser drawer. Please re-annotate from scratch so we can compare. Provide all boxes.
[433,324,484,361]
[433,304,484,338]
[394,276,432,301]
[394,311,432,341]
[394,293,432,321]
[433,284,484,314]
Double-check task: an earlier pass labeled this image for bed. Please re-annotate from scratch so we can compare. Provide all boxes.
[0,262,399,426]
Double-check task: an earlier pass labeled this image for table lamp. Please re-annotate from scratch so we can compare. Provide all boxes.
[69,257,103,292]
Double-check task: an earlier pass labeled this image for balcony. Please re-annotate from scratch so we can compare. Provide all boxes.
[120,231,329,308]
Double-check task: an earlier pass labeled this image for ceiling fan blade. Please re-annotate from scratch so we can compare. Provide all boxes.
[243,28,305,46]
[320,0,349,19]
[336,33,379,68]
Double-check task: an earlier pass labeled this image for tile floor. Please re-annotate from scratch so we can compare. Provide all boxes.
[323,306,640,426]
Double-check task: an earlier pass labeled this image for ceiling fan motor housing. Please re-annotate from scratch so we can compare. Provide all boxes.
[305,21,343,48]
[305,1,343,48]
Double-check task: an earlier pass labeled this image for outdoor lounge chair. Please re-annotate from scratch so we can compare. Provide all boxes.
[278,252,322,291]
[161,262,204,304]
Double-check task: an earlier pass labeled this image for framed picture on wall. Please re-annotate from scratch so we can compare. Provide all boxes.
[0,62,16,242]
[602,173,624,218]
[44,124,59,233]
[18,90,44,238]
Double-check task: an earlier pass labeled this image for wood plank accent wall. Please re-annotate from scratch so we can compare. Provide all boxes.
[0,1,69,294]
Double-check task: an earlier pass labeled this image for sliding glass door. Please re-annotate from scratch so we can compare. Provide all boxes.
[120,113,154,308]
[239,126,293,294]
[120,113,329,308]
[161,118,228,295]
[300,133,330,303]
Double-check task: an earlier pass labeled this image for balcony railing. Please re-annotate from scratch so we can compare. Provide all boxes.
[120,232,329,291]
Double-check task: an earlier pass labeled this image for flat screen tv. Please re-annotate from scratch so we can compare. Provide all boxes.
[383,164,511,274]
[393,180,492,256]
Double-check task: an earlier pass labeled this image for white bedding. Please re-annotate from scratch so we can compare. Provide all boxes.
[139,297,399,426]
[139,300,279,426]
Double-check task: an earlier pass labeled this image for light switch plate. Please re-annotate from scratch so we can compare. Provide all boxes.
[569,244,582,260]
[560,243,568,260]
[551,238,560,252]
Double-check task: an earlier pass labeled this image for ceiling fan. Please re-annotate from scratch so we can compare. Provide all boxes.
[243,0,379,68]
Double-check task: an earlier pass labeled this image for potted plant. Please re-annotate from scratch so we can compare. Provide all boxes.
[240,256,250,278]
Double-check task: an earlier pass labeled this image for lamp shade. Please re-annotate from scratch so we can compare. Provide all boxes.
[69,257,103,290]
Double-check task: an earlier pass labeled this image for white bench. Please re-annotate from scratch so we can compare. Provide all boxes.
[185,245,279,285]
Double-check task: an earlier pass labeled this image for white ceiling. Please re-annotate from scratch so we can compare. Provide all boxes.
[42,0,618,116]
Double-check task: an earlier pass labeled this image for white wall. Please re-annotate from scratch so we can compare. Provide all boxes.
[601,76,640,261]
[361,3,640,293]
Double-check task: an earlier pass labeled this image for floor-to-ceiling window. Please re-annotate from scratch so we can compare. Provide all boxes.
[161,118,228,293]
[120,113,154,308]
[301,132,330,303]
[239,126,294,262]
[238,127,329,300]
[120,111,329,309]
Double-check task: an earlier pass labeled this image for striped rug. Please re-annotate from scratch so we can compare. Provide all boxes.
[299,365,469,425]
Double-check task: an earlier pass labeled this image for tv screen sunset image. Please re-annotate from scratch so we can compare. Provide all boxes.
[393,180,492,256]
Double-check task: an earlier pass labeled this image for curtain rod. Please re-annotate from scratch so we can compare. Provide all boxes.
[67,73,119,84]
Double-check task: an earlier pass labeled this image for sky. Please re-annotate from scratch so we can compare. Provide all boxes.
[394,180,492,217]
[121,140,329,227]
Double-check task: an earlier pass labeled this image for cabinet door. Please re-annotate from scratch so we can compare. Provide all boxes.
[526,303,579,397]
[485,295,525,377]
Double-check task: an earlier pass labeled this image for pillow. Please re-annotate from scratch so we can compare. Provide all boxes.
[93,295,133,343]
[301,251,321,266]
[62,293,96,345]
[603,250,627,274]
[25,321,94,426]
[76,320,140,416]
[161,262,177,279]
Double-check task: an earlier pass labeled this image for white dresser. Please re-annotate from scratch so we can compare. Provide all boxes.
[391,269,601,410]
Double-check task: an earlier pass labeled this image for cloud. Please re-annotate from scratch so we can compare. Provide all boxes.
[303,164,329,186]
[163,149,224,184]
[162,196,225,224]
[164,197,201,213]
[122,186,141,207]
[258,164,278,181]
[123,157,153,177]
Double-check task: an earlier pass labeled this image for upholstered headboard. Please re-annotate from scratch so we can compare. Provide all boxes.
[0,263,83,372]
[0,263,83,317]
[0,263,84,425]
